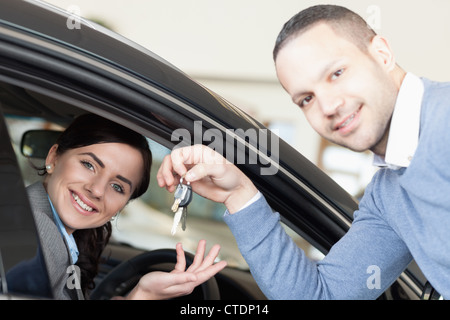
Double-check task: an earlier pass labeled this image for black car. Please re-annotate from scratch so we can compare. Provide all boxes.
[0,0,426,300]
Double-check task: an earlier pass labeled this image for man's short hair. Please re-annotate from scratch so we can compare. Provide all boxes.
[273,5,377,61]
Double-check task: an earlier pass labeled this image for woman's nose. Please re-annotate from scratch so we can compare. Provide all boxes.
[85,180,106,199]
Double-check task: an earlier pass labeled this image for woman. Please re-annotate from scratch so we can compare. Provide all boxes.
[26,113,226,300]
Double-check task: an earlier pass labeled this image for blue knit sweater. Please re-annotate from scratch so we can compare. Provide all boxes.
[224,78,450,299]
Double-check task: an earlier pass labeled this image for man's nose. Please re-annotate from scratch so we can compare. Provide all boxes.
[317,93,344,117]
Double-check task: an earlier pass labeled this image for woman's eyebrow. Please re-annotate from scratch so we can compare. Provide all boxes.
[117,175,132,190]
[80,152,104,168]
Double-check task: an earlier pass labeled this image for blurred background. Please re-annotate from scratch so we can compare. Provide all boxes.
[43,0,450,197]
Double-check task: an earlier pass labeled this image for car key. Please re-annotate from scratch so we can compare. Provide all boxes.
[181,206,187,231]
[171,177,192,235]
[171,177,192,212]
[171,207,183,235]
[171,196,191,235]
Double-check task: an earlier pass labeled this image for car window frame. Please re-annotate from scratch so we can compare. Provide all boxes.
[0,107,53,299]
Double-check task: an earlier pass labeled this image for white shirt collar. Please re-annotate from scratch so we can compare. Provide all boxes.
[373,73,424,169]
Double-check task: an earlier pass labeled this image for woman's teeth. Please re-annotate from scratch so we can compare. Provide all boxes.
[72,192,93,212]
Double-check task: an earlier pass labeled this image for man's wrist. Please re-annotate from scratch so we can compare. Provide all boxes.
[224,185,259,214]
[237,191,262,211]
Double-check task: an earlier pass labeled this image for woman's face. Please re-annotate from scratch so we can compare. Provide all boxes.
[44,142,144,234]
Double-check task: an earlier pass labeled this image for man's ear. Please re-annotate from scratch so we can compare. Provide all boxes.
[369,35,396,72]
[45,144,59,173]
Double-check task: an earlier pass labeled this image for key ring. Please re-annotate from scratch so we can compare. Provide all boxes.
[179,175,190,185]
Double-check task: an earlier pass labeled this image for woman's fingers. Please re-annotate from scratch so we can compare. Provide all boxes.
[172,242,187,273]
[200,244,222,271]
[174,240,222,274]
[188,239,207,270]
[131,240,227,300]
[186,241,224,274]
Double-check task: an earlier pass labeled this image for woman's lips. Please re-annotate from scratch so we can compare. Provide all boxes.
[70,191,97,216]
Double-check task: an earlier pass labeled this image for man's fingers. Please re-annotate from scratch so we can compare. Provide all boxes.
[170,147,190,178]
[156,154,176,190]
[172,145,229,180]
[157,146,209,191]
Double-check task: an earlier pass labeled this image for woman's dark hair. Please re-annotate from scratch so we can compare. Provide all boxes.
[47,113,152,297]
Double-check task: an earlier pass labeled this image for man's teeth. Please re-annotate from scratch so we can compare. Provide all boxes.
[72,193,93,212]
[339,112,356,129]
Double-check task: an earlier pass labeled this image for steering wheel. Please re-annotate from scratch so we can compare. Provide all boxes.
[89,248,220,300]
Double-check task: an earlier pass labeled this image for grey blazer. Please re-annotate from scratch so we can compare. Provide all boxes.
[26,182,84,300]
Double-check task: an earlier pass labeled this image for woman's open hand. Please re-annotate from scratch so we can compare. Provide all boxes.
[125,240,227,300]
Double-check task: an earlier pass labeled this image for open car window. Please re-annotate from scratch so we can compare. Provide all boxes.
[6,108,324,273]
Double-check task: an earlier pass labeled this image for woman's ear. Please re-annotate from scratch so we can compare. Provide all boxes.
[45,144,59,173]
[369,35,396,72]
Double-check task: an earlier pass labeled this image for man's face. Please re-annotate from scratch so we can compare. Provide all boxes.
[275,23,399,154]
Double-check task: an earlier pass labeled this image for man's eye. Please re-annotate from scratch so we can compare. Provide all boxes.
[300,95,313,108]
[331,69,344,80]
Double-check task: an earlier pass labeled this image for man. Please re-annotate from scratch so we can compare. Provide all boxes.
[157,5,450,299]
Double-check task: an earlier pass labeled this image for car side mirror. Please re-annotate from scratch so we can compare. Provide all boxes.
[21,130,61,159]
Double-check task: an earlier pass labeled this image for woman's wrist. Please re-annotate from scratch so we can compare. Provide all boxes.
[124,283,156,300]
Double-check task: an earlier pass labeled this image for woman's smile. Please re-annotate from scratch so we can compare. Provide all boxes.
[70,190,97,215]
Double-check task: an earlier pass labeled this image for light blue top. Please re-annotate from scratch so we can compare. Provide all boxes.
[48,195,79,264]
[224,77,450,299]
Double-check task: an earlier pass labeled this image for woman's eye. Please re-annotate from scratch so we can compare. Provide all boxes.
[81,160,94,171]
[111,183,124,194]
[331,69,344,80]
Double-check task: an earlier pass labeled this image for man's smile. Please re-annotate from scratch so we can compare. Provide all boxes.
[334,105,362,134]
